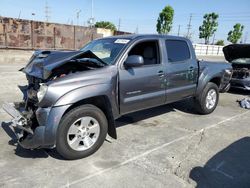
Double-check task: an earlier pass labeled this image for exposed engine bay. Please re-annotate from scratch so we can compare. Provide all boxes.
[231,59,250,79]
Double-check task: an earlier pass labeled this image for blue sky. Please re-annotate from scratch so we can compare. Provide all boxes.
[1,0,250,43]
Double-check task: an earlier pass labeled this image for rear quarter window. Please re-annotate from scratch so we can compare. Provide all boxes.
[165,40,190,62]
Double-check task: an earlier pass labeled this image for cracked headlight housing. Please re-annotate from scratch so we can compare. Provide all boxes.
[37,84,48,102]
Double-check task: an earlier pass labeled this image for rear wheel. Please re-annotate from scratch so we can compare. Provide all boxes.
[56,104,108,160]
[194,82,219,114]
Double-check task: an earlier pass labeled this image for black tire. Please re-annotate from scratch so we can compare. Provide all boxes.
[194,82,219,115]
[56,104,108,160]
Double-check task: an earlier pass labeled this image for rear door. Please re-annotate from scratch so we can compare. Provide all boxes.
[119,39,166,114]
[164,39,198,103]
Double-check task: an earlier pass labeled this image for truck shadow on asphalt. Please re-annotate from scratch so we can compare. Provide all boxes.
[228,88,250,96]
[1,98,197,160]
[116,98,196,127]
[190,137,250,188]
[1,122,51,158]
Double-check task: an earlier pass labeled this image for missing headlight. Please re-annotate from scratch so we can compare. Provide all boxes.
[37,84,48,102]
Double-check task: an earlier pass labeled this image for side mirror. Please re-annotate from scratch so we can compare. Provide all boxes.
[124,55,144,67]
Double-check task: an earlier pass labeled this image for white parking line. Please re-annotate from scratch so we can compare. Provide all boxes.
[62,110,250,188]
[211,161,234,179]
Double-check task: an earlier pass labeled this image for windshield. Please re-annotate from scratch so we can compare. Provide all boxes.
[231,58,250,64]
[80,38,130,65]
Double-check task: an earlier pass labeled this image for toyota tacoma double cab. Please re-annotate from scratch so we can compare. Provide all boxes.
[2,35,232,159]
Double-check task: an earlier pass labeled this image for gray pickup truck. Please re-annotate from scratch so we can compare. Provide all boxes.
[3,35,232,159]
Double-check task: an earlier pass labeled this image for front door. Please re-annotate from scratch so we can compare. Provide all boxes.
[119,40,166,114]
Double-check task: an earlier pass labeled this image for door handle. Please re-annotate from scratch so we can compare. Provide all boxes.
[157,70,164,77]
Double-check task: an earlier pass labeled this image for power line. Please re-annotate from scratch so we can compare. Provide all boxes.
[218,19,250,22]
[191,12,250,16]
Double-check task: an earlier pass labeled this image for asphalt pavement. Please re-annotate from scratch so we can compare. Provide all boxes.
[0,57,250,188]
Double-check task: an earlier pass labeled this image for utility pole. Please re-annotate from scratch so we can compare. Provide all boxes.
[244,31,248,44]
[186,13,192,39]
[240,35,243,44]
[212,33,215,44]
[66,18,70,25]
[88,0,95,28]
[135,25,139,34]
[18,11,21,19]
[118,18,121,31]
[31,13,35,21]
[91,0,93,19]
[177,25,181,36]
[76,10,81,26]
[44,1,51,22]
[31,13,35,48]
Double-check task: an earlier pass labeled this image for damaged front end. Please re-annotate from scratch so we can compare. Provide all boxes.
[2,49,108,149]
[230,63,250,90]
[223,44,250,90]
[2,102,46,149]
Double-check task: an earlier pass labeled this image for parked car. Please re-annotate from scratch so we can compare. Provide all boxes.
[223,44,250,90]
[2,35,232,159]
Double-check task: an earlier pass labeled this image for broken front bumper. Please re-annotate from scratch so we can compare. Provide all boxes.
[2,102,70,149]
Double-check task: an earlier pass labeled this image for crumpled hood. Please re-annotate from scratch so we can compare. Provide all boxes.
[22,50,101,80]
[223,44,250,62]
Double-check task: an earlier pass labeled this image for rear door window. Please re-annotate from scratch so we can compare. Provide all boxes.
[165,40,190,62]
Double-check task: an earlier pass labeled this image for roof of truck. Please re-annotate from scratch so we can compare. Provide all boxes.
[104,34,188,41]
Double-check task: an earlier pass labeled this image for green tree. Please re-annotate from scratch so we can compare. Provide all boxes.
[95,21,117,31]
[156,5,174,34]
[227,23,244,44]
[199,13,219,44]
[215,40,224,46]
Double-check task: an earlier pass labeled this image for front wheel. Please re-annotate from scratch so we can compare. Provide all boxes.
[56,104,108,160]
[194,82,219,114]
